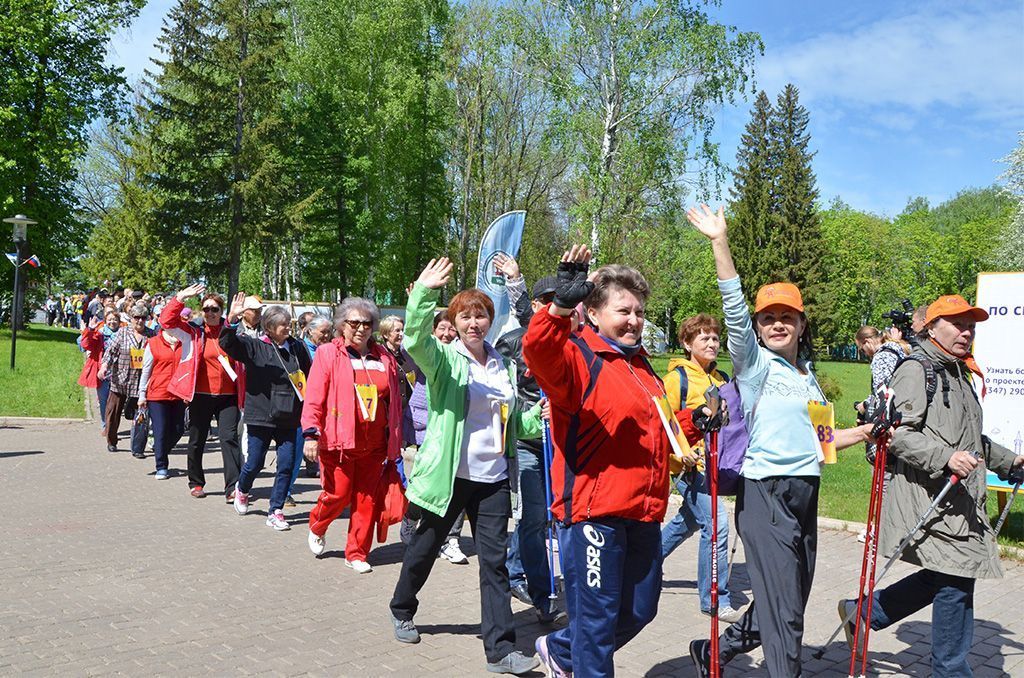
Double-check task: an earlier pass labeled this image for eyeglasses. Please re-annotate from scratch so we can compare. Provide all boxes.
[132,315,147,320]
[344,319,373,329]
[202,306,221,313]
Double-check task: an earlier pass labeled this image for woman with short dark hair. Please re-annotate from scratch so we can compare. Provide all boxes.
[161,284,244,501]
[388,258,543,676]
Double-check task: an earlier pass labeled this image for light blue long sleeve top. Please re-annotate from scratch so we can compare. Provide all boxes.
[719,276,827,479]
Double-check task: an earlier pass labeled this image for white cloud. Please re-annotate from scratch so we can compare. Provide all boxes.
[756,4,1024,122]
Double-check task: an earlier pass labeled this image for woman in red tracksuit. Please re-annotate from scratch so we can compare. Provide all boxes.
[523,246,705,677]
[301,297,404,574]
[160,284,244,502]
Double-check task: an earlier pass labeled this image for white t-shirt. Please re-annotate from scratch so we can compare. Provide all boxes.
[454,341,514,483]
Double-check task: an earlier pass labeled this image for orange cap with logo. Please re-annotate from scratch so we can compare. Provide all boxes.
[755,282,804,313]
[924,295,989,325]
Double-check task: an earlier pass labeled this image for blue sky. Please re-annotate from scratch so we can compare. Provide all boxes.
[106,0,1024,217]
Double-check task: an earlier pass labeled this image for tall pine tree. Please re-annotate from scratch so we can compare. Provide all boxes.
[146,0,301,297]
[771,84,826,315]
[728,85,825,315]
[728,90,778,300]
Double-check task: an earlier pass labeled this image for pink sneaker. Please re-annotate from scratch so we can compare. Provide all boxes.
[233,486,249,515]
[535,635,571,677]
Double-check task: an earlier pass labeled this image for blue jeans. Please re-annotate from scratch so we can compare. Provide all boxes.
[288,427,303,496]
[506,446,552,608]
[862,568,975,677]
[97,379,110,430]
[238,425,296,513]
[149,400,186,473]
[661,472,731,611]
[548,518,662,677]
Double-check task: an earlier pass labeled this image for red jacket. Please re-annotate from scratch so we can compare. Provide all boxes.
[523,308,701,524]
[301,339,403,461]
[144,333,183,401]
[77,326,104,388]
[159,298,244,407]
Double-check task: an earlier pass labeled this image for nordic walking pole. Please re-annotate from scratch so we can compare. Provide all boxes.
[992,479,1021,536]
[725,531,740,584]
[814,455,975,659]
[540,391,558,601]
[848,432,887,676]
[709,428,721,678]
[854,433,890,677]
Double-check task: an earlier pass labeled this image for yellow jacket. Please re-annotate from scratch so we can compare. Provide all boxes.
[662,357,728,472]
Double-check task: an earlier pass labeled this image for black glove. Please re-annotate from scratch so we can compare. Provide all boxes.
[692,404,727,434]
[1001,464,1024,485]
[867,387,901,439]
[552,260,593,309]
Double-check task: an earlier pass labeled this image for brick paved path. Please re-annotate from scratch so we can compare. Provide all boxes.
[2,419,1022,676]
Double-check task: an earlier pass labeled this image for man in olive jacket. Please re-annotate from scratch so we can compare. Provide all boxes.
[841,295,1024,677]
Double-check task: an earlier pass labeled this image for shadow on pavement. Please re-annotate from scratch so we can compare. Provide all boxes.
[0,449,44,458]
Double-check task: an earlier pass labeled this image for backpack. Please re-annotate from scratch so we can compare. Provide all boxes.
[673,366,746,495]
[890,353,950,412]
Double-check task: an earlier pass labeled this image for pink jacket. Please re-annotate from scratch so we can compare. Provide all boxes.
[301,339,403,461]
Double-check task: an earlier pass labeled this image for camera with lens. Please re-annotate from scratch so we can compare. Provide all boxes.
[882,298,918,347]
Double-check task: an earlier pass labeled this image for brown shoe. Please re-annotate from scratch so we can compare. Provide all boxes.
[190,486,207,499]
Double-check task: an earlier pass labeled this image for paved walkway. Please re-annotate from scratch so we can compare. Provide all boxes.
[2,419,1022,676]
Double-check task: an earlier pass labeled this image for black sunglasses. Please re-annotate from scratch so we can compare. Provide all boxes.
[344,319,373,329]
[202,306,221,312]
[132,315,147,320]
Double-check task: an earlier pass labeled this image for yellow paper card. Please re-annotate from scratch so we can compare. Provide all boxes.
[355,383,378,422]
[129,347,144,370]
[288,370,307,402]
[808,400,836,464]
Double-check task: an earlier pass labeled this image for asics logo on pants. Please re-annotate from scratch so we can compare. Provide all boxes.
[583,524,605,588]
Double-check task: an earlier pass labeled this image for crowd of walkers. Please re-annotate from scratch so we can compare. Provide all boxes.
[71,205,1022,677]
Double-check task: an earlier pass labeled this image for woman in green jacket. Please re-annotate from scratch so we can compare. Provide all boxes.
[388,257,543,676]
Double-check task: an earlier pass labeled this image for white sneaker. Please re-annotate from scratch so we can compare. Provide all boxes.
[439,538,469,564]
[266,510,290,531]
[857,527,867,543]
[346,559,373,574]
[308,530,326,556]
[233,485,249,515]
[719,605,745,624]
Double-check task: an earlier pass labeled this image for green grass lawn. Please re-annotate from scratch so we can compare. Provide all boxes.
[650,352,1023,548]
[0,324,86,418]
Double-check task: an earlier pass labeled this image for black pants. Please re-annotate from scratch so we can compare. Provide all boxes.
[718,476,819,677]
[186,394,242,495]
[390,478,515,663]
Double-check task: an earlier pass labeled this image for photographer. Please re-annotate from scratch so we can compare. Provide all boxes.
[839,295,1024,677]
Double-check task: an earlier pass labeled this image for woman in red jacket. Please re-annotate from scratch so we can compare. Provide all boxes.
[523,246,706,677]
[139,323,187,480]
[160,284,244,501]
[301,297,404,574]
[78,309,120,434]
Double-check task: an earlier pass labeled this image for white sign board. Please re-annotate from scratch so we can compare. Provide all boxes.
[973,272,1024,463]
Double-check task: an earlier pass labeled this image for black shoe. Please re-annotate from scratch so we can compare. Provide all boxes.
[107,444,117,453]
[510,582,532,606]
[689,639,710,678]
[486,651,540,675]
[132,451,145,459]
[536,602,568,626]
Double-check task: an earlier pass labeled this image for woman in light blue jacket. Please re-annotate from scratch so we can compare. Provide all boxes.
[687,205,874,678]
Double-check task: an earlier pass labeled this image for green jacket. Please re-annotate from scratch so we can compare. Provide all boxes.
[404,283,543,517]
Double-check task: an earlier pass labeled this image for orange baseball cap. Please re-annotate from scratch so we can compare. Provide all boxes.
[924,295,989,324]
[755,282,804,313]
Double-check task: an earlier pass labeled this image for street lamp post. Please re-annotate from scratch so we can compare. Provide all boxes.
[4,214,36,370]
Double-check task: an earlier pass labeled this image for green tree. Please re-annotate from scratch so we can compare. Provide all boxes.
[0,0,144,309]
[997,132,1024,271]
[506,0,762,261]
[771,84,826,315]
[728,90,778,298]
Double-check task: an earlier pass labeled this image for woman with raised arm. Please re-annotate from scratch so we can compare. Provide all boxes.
[160,284,244,501]
[388,258,543,676]
[686,205,874,677]
[523,246,709,678]
[220,293,311,531]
